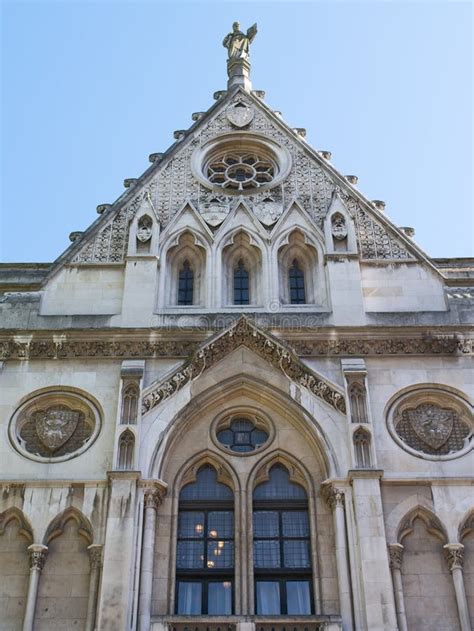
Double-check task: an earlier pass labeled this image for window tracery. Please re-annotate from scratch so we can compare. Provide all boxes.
[222,232,262,307]
[277,230,319,306]
[348,382,368,424]
[117,429,135,470]
[165,232,206,306]
[353,428,372,468]
[121,384,139,424]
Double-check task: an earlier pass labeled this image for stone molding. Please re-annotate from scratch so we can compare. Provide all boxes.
[142,317,347,415]
[388,543,404,570]
[28,544,48,571]
[444,543,464,571]
[1,332,472,361]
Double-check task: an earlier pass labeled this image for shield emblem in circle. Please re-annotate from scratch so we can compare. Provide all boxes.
[226,102,254,128]
[406,404,455,450]
[34,406,81,452]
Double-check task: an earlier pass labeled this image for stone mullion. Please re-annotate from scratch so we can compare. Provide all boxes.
[23,544,48,631]
[387,543,407,631]
[85,544,103,631]
[444,543,472,631]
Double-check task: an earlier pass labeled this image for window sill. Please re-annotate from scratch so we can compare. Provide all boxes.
[152,615,343,631]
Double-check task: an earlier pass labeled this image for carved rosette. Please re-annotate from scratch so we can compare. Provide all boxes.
[28,545,48,571]
[444,544,464,571]
[388,543,404,570]
[87,544,103,570]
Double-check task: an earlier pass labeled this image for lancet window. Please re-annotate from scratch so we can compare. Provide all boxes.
[178,260,194,306]
[176,466,234,615]
[253,464,313,615]
[349,382,368,424]
[233,259,250,305]
[121,384,139,424]
[288,259,306,304]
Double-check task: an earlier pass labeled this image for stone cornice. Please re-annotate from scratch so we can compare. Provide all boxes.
[142,317,347,415]
[0,328,471,360]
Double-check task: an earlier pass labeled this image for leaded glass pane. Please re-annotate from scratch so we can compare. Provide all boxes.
[234,260,250,305]
[289,259,306,304]
[282,511,310,537]
[231,419,254,432]
[286,580,311,615]
[256,581,281,615]
[177,582,202,615]
[177,511,205,538]
[208,582,232,615]
[178,260,194,306]
[206,541,234,569]
[253,464,307,500]
[207,511,234,538]
[251,430,268,445]
[254,540,281,568]
[253,511,279,537]
[180,466,233,501]
[176,541,204,569]
[283,540,311,568]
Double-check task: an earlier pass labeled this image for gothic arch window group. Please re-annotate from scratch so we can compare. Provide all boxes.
[173,457,315,616]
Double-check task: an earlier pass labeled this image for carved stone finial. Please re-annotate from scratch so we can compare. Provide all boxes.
[399,226,415,238]
[251,90,265,99]
[345,175,358,185]
[149,153,164,163]
[388,543,404,570]
[69,231,83,243]
[88,544,103,570]
[372,200,386,211]
[293,128,307,138]
[213,90,227,101]
[28,544,48,571]
[223,22,257,91]
[96,203,112,215]
[444,543,464,571]
[124,178,137,188]
[192,112,205,121]
[318,150,332,160]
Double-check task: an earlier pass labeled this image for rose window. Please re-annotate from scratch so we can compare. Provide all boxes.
[216,418,269,453]
[207,153,275,191]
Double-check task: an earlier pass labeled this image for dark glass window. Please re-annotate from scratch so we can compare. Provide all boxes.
[176,466,234,615]
[289,259,306,304]
[253,465,313,615]
[234,259,250,305]
[216,418,268,453]
[178,260,194,305]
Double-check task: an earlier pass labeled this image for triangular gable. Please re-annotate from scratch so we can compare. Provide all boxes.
[45,85,439,283]
[142,316,346,415]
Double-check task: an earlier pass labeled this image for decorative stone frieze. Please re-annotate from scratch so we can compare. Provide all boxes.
[142,317,347,415]
[444,543,464,571]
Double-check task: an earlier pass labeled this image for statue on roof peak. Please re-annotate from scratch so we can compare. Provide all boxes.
[223,22,257,60]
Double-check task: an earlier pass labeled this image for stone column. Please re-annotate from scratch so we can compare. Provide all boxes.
[23,544,48,631]
[324,486,353,631]
[85,544,103,631]
[388,543,407,631]
[444,543,471,631]
[138,485,165,631]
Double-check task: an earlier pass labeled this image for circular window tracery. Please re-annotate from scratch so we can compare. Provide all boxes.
[211,409,273,456]
[207,153,275,191]
[9,388,102,463]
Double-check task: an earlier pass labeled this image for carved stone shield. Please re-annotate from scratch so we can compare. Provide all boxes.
[34,406,80,452]
[253,199,283,226]
[406,404,455,450]
[226,102,254,128]
[201,200,229,227]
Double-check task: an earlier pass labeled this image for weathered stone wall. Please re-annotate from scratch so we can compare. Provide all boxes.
[0,520,29,631]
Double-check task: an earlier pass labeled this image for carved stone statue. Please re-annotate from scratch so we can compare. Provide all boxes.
[331,213,348,241]
[223,22,257,60]
[137,215,153,243]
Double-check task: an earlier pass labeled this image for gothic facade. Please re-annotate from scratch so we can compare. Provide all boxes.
[0,25,473,631]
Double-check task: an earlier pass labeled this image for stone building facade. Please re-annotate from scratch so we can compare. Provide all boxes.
[0,24,473,631]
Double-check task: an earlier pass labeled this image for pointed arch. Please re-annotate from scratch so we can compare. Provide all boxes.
[121,382,139,424]
[353,426,372,468]
[459,509,474,541]
[221,230,263,306]
[43,506,94,545]
[397,505,448,544]
[164,230,207,306]
[248,450,313,497]
[277,229,320,305]
[0,507,33,543]
[173,450,240,497]
[117,428,135,470]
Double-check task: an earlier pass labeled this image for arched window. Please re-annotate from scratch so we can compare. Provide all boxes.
[117,429,135,470]
[121,384,138,424]
[176,465,234,615]
[288,259,306,304]
[353,428,372,468]
[234,259,250,305]
[253,464,313,615]
[349,382,368,424]
[178,260,194,306]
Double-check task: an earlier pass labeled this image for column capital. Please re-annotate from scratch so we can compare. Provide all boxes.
[388,543,404,570]
[444,543,464,571]
[27,544,48,571]
[140,479,167,510]
[321,483,346,509]
[88,544,103,570]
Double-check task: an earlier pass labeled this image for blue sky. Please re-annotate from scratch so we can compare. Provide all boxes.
[1,0,472,262]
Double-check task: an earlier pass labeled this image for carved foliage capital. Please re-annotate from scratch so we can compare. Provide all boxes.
[28,544,48,571]
[444,543,464,571]
[143,486,166,511]
[322,484,345,509]
[388,543,404,570]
